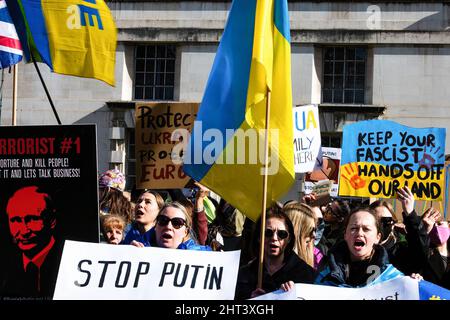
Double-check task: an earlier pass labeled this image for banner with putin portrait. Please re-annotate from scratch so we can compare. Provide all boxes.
[338,120,446,200]
[0,125,99,300]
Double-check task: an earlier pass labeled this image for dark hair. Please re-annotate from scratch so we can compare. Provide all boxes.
[343,206,381,235]
[252,204,295,261]
[331,199,351,222]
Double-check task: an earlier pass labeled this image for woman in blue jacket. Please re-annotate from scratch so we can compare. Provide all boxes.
[130,201,211,251]
[315,207,403,287]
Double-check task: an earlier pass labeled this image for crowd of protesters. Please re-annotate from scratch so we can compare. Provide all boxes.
[95,168,450,300]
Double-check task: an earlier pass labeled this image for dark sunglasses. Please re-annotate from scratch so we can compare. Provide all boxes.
[265,228,289,240]
[156,215,187,229]
[380,217,394,226]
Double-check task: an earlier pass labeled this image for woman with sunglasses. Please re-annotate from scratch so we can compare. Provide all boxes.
[235,205,315,299]
[283,202,320,269]
[369,199,414,274]
[130,202,211,251]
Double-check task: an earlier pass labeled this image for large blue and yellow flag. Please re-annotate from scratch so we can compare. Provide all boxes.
[5,0,116,85]
[183,0,294,221]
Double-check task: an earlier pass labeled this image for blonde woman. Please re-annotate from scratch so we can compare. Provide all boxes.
[283,202,318,269]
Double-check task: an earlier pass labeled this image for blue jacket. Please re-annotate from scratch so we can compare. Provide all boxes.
[121,223,153,246]
[121,226,211,251]
[315,241,403,288]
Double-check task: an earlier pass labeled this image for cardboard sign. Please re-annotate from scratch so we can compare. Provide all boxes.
[0,125,99,299]
[293,105,321,173]
[339,120,446,200]
[54,240,240,300]
[304,147,341,197]
[135,103,199,189]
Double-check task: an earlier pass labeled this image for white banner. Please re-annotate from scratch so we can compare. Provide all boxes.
[293,104,321,173]
[53,240,240,300]
[252,277,420,300]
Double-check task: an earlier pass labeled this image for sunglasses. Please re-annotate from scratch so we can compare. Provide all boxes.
[265,229,289,240]
[156,215,187,229]
[380,217,394,226]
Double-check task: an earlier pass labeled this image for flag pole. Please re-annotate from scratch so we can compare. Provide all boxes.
[257,89,271,289]
[30,53,61,125]
[12,64,18,125]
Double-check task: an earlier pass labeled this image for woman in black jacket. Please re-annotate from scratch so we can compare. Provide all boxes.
[235,205,315,300]
[395,186,449,289]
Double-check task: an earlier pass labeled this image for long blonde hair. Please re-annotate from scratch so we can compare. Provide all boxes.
[283,202,316,267]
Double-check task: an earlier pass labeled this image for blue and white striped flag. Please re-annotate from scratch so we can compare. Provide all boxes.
[0,0,22,69]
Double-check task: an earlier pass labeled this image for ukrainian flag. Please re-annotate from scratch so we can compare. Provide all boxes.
[183,0,294,221]
[5,0,116,86]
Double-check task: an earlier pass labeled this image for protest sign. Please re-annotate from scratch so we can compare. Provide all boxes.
[253,277,450,301]
[339,120,446,200]
[304,147,341,197]
[0,125,99,299]
[135,102,198,189]
[293,105,321,173]
[54,240,240,300]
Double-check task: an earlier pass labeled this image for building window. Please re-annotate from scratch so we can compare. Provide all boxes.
[321,132,342,148]
[125,129,136,191]
[134,44,176,100]
[322,47,367,104]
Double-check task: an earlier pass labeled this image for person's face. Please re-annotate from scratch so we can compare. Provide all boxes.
[106,227,123,245]
[7,191,54,256]
[264,217,289,259]
[344,211,381,261]
[135,192,159,227]
[155,207,188,249]
[322,201,340,223]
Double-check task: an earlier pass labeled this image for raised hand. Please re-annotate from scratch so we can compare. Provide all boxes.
[397,186,414,215]
[302,193,317,205]
[193,181,210,213]
[421,207,441,234]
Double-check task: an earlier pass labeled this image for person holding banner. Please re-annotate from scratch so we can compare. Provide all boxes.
[315,207,403,287]
[122,190,164,246]
[235,206,315,299]
[130,201,211,251]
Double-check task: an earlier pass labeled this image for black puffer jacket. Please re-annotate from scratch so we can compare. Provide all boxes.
[235,252,315,300]
[404,210,450,290]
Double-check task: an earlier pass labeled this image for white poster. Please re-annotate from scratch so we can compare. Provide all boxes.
[293,104,321,173]
[252,277,420,300]
[53,240,240,300]
[304,147,341,197]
